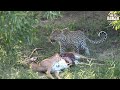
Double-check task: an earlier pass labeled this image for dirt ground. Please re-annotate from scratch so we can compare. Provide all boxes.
[40,11,109,27]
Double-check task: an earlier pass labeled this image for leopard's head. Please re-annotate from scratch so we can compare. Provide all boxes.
[49,29,66,43]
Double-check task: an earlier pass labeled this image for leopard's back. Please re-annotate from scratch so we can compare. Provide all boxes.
[64,30,86,45]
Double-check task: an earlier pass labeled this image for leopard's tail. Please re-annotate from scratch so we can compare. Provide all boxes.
[86,31,107,44]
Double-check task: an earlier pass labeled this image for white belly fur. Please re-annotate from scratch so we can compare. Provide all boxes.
[51,58,69,73]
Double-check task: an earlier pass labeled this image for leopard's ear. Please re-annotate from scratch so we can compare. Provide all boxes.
[52,28,70,34]
[62,27,69,34]
[61,29,64,34]
[51,28,62,34]
[61,27,67,33]
[63,27,69,30]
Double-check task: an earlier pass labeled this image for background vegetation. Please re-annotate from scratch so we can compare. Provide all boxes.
[0,11,120,79]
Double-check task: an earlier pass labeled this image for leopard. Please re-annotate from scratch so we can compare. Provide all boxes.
[49,28,107,56]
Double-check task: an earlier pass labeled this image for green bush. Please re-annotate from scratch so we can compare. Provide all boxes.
[109,11,120,30]
[0,11,39,54]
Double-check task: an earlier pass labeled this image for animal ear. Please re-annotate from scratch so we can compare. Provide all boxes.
[55,53,58,55]
[61,29,64,34]
[55,53,60,57]
[62,27,69,34]
[52,28,62,34]
[63,27,69,30]
[61,28,67,34]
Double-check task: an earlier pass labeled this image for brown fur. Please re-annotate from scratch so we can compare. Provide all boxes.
[28,53,70,79]
[60,52,76,65]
